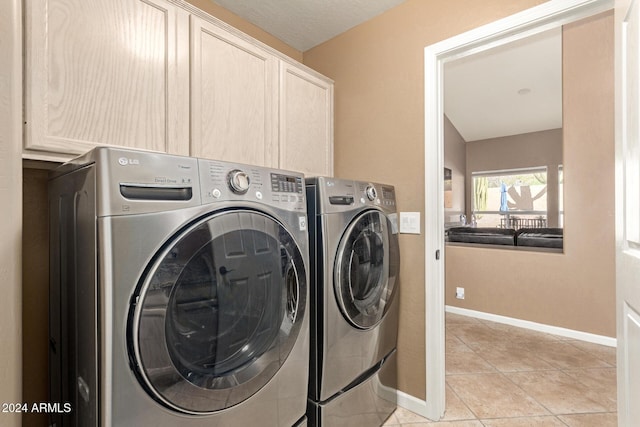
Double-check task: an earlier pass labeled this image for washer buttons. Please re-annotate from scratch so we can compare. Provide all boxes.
[212,189,221,198]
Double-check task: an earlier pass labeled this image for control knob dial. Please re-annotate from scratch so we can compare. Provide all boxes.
[365,185,377,201]
[228,170,250,194]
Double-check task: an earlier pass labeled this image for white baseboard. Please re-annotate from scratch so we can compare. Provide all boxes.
[446,305,617,347]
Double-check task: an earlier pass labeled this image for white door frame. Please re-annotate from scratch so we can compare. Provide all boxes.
[0,0,23,424]
[422,0,613,420]
[614,0,640,423]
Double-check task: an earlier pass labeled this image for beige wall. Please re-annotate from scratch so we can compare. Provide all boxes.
[446,12,615,337]
[184,0,302,61]
[444,115,466,220]
[465,128,563,226]
[304,0,549,400]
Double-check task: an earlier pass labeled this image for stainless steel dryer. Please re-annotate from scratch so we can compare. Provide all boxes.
[305,177,400,427]
[49,147,310,427]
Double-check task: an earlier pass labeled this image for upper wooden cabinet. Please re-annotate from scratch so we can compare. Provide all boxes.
[279,62,334,177]
[24,0,190,160]
[23,0,333,175]
[190,16,278,167]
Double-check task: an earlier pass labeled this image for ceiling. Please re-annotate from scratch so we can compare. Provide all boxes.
[209,1,561,143]
[444,28,562,142]
[211,0,408,52]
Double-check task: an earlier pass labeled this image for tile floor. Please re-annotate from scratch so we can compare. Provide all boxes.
[383,312,617,426]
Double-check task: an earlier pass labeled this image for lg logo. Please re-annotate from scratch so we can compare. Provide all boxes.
[118,157,140,166]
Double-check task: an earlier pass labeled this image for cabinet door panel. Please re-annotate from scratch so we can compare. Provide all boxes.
[25,0,189,156]
[191,16,278,166]
[279,62,333,176]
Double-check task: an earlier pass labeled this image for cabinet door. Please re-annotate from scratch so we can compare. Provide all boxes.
[24,0,189,157]
[190,16,278,166]
[279,62,333,177]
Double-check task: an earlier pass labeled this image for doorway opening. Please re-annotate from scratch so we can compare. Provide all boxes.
[423,0,614,420]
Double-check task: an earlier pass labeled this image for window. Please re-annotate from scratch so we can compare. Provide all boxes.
[558,165,564,227]
[472,167,548,229]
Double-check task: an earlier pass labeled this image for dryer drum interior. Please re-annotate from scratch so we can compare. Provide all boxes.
[334,210,400,330]
[128,209,307,414]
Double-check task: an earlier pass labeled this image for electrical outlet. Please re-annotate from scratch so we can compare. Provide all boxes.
[455,287,465,300]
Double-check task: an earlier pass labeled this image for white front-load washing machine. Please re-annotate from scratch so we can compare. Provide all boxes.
[305,177,400,427]
[49,147,310,426]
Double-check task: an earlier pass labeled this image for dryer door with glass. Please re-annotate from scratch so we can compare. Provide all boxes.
[128,209,306,414]
[334,209,399,329]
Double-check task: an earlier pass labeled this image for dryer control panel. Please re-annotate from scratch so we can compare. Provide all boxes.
[309,177,397,215]
[356,181,396,209]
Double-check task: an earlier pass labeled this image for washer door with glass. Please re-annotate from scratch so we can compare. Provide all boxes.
[334,210,399,329]
[128,209,306,414]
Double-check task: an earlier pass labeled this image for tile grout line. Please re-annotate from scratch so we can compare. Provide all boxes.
[564,339,617,368]
[442,377,481,422]
[499,365,563,419]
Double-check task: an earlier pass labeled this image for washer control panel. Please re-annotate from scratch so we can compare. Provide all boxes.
[60,147,307,216]
[199,159,305,211]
